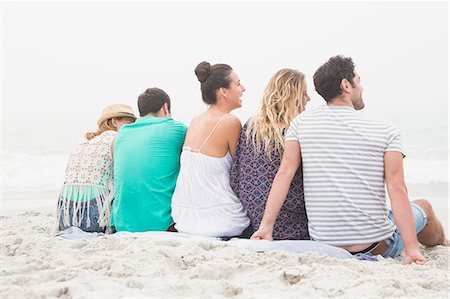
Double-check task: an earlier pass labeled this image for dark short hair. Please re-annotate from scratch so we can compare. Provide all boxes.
[137,87,171,116]
[195,61,233,105]
[313,55,356,101]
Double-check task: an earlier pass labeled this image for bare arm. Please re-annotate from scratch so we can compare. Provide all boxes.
[226,115,242,157]
[251,141,301,240]
[384,151,426,265]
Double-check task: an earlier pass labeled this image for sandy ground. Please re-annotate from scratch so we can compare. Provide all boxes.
[1,211,449,298]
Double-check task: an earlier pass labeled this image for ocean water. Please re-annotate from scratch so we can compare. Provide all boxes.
[1,122,448,234]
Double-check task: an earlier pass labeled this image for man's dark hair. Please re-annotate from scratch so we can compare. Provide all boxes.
[137,87,171,116]
[195,61,233,105]
[313,55,356,101]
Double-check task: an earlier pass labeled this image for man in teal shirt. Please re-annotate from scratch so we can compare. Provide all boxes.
[111,87,187,232]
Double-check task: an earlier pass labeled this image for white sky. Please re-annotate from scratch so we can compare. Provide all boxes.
[1,1,449,150]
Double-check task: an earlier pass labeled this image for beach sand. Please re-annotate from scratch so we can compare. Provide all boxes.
[1,211,449,298]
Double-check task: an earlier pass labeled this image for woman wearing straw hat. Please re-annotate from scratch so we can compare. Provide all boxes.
[57,104,136,233]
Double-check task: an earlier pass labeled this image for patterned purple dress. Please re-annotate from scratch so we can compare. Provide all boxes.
[230,121,309,240]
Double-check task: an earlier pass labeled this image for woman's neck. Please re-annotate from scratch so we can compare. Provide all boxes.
[208,104,232,115]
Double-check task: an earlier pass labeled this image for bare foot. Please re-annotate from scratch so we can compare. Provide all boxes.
[443,239,450,247]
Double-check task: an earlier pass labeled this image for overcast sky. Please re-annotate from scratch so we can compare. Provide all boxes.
[2,1,448,150]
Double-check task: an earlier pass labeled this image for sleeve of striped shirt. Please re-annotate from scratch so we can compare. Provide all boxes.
[285,116,300,142]
[385,123,406,158]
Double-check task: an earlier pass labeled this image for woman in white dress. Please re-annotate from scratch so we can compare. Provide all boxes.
[57,104,136,232]
[171,61,251,238]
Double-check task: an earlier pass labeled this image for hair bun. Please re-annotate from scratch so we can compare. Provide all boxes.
[195,61,212,83]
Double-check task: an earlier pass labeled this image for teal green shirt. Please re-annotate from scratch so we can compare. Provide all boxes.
[111,116,187,232]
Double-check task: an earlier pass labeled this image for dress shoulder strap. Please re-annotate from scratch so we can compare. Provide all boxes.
[198,114,229,153]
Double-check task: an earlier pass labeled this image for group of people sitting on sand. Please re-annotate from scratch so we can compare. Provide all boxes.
[57,55,448,265]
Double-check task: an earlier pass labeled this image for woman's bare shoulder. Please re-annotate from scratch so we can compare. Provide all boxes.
[222,114,242,128]
[218,114,241,140]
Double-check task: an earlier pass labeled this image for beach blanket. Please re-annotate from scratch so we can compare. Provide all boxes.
[56,227,377,261]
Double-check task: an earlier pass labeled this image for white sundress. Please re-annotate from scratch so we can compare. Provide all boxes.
[171,114,250,237]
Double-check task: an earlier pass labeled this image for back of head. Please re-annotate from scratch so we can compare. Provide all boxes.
[194,61,233,105]
[138,87,171,117]
[85,103,137,140]
[248,68,305,159]
[313,55,356,101]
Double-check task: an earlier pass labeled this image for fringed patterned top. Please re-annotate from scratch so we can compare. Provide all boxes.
[57,130,117,230]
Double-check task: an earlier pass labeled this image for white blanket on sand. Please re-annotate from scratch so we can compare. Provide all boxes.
[56,226,374,260]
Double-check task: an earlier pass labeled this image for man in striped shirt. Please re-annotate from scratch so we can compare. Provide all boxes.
[252,55,448,264]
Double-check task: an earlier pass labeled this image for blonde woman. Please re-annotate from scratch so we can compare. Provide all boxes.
[57,104,136,232]
[230,69,310,240]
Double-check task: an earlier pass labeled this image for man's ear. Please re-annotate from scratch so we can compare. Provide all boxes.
[340,79,351,94]
[163,103,170,116]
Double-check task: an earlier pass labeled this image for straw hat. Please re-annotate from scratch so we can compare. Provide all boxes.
[97,104,137,127]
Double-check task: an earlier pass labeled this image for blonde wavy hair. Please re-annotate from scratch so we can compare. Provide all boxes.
[84,119,117,140]
[247,68,306,159]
